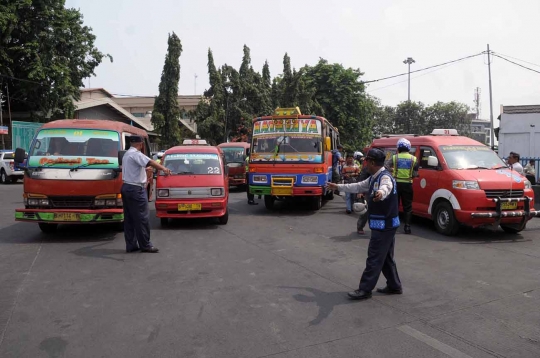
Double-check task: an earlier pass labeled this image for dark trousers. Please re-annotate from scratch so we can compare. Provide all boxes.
[358,229,401,292]
[396,182,413,226]
[121,183,152,250]
[526,174,536,185]
[246,173,255,202]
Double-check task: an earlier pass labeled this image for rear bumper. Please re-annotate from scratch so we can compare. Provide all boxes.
[155,198,227,218]
[15,208,124,223]
[7,170,24,177]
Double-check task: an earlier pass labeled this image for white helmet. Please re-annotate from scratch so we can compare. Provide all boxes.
[157,152,164,159]
[354,151,363,158]
[353,202,367,215]
[397,138,411,151]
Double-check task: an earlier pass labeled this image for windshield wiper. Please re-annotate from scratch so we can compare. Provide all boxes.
[70,162,104,171]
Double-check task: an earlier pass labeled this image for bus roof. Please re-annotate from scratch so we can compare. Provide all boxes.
[165,145,222,155]
[41,119,148,137]
[372,135,484,147]
[252,115,337,131]
[217,142,250,149]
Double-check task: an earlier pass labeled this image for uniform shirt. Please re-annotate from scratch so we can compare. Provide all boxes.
[511,162,524,174]
[122,147,150,185]
[336,167,394,201]
[524,163,535,176]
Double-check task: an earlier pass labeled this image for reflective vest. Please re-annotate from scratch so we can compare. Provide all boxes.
[245,156,249,173]
[368,170,400,231]
[392,153,417,183]
[156,159,161,165]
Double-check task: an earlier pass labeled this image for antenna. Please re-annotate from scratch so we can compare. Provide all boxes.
[194,74,198,94]
[474,87,481,119]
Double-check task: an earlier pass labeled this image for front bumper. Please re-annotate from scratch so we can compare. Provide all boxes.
[228,177,246,186]
[468,197,540,226]
[155,198,227,218]
[15,208,124,223]
[249,185,323,196]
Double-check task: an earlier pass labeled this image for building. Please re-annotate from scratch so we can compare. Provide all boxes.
[469,117,492,147]
[497,105,540,158]
[74,88,200,135]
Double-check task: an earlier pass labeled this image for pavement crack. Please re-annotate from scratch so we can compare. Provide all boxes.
[0,240,43,350]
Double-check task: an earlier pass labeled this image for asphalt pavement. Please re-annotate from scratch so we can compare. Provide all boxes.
[1,183,540,358]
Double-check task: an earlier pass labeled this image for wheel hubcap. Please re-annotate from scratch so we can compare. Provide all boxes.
[437,210,450,229]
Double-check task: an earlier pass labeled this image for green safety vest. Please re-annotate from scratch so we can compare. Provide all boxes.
[156,159,161,165]
[392,153,417,183]
[245,156,249,173]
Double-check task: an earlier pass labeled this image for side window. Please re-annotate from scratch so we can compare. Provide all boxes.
[419,146,438,169]
[143,138,151,157]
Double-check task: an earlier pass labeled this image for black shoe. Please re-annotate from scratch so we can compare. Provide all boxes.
[404,225,411,234]
[141,246,159,253]
[126,248,140,253]
[376,286,403,295]
[347,290,372,300]
[346,210,352,214]
[248,200,258,205]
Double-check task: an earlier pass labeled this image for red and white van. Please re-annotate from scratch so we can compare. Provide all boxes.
[369,129,539,235]
[155,145,229,225]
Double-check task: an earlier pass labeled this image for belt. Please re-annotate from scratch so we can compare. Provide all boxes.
[123,181,146,188]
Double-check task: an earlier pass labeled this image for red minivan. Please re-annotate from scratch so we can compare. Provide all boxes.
[217,142,250,188]
[155,145,229,225]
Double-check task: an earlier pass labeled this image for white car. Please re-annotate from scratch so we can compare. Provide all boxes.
[0,150,25,184]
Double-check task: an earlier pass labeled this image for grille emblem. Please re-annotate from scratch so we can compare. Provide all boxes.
[188,190,192,195]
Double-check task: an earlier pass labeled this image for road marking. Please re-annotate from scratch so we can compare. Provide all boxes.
[398,325,474,358]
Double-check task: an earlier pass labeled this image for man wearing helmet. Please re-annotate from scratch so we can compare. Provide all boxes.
[390,138,418,234]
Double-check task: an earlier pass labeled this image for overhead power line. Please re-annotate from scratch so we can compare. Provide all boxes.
[492,52,540,68]
[362,52,485,84]
[491,54,540,75]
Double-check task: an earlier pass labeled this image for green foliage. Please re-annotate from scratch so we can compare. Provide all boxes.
[152,32,183,148]
[0,0,111,120]
[373,100,471,137]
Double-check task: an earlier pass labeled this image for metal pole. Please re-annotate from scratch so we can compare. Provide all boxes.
[408,62,411,102]
[224,98,229,143]
[0,89,4,150]
[487,44,495,150]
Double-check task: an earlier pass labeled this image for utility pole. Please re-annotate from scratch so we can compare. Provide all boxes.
[403,57,415,133]
[0,89,4,150]
[194,74,198,95]
[487,44,495,150]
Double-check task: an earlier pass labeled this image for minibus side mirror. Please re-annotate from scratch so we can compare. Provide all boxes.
[118,150,127,166]
[14,148,26,166]
[427,156,439,168]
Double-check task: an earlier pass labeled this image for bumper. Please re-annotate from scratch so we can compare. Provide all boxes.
[7,170,24,177]
[228,177,246,186]
[249,185,323,196]
[155,198,227,218]
[466,197,540,226]
[15,208,124,223]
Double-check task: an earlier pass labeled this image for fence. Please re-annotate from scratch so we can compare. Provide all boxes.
[520,157,540,183]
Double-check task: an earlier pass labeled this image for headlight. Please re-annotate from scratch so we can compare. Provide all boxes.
[157,189,169,197]
[253,175,267,183]
[28,199,39,206]
[452,180,479,190]
[524,180,532,189]
[39,199,49,206]
[95,199,106,206]
[106,200,116,206]
[211,188,223,196]
[302,175,318,184]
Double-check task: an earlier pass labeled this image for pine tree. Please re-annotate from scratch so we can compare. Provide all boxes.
[152,33,183,148]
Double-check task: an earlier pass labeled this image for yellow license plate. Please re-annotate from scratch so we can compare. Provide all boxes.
[53,213,80,221]
[501,202,517,210]
[178,203,202,211]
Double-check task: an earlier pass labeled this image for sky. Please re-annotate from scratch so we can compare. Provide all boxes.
[66,0,540,121]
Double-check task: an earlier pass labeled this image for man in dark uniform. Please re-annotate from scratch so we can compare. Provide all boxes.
[327,148,402,300]
[121,136,171,253]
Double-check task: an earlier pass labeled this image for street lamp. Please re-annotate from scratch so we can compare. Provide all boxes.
[403,57,415,102]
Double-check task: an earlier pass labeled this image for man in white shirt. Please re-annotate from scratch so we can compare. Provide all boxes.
[507,152,524,174]
[121,136,171,253]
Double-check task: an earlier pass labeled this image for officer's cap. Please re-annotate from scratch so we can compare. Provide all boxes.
[366,148,385,165]
[129,135,143,143]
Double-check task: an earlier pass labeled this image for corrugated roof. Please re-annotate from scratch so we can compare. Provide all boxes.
[502,105,540,114]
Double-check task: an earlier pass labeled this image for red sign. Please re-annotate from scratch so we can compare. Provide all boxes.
[0,126,7,135]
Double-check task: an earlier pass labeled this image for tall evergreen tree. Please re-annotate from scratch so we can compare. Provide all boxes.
[152,32,183,148]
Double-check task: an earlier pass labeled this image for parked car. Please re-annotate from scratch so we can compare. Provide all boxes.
[0,150,25,184]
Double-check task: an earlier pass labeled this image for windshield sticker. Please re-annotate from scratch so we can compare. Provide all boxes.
[496,169,522,183]
[440,146,491,152]
[253,119,321,136]
[166,153,218,160]
[251,153,323,162]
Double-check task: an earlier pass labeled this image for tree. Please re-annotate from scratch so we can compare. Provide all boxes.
[152,32,183,148]
[394,101,426,134]
[0,0,111,120]
[423,101,471,136]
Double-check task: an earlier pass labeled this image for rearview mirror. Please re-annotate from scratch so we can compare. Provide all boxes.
[427,156,439,167]
[14,148,26,165]
[118,150,127,166]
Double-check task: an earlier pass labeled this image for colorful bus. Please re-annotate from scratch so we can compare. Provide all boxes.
[13,120,153,233]
[218,142,251,188]
[248,107,340,210]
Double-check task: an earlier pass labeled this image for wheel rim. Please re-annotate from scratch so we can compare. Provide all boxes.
[1,172,5,182]
[437,209,450,230]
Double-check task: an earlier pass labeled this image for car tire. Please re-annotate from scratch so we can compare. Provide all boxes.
[0,169,8,184]
[38,223,58,234]
[218,209,228,225]
[10,176,19,183]
[311,195,322,211]
[160,218,169,226]
[264,195,274,210]
[433,202,460,236]
[324,189,334,200]
[500,221,526,234]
